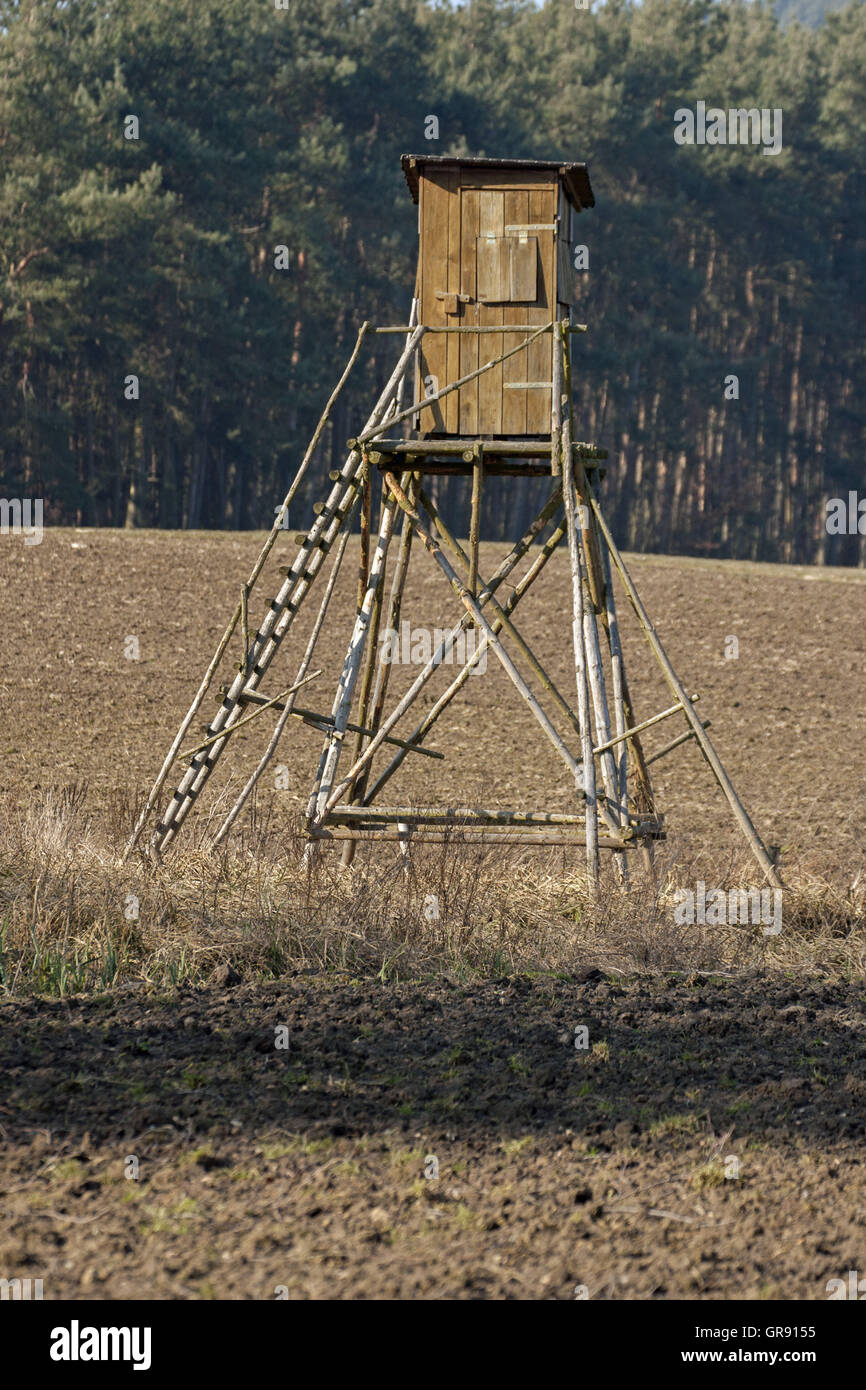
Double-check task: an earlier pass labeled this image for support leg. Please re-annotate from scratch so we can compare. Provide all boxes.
[590,494,783,889]
[341,474,418,868]
[309,474,401,827]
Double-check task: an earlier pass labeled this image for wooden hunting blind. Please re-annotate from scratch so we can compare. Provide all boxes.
[402,155,594,436]
[128,155,781,894]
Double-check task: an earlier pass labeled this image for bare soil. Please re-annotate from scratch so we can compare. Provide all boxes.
[2,527,865,874]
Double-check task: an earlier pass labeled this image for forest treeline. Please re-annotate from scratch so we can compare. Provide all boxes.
[1,0,864,563]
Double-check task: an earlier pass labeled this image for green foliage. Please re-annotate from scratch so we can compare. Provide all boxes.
[0,0,864,562]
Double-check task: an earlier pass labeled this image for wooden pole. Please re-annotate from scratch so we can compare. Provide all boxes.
[589,473,656,817]
[416,486,588,750]
[598,534,628,815]
[356,459,372,614]
[468,447,483,595]
[645,720,711,767]
[340,474,418,868]
[319,829,632,849]
[316,489,564,811]
[328,806,596,827]
[366,476,418,745]
[590,495,783,889]
[370,323,588,335]
[559,325,626,867]
[358,438,606,459]
[180,670,321,759]
[337,471,404,866]
[357,322,553,444]
[550,325,563,479]
[240,585,250,677]
[593,695,700,755]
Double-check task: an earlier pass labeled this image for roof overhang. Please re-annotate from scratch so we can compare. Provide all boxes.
[400,154,595,211]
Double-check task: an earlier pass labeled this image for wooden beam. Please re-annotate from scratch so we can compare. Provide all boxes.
[370,324,588,335]
[362,491,566,806]
[351,438,607,459]
[337,471,585,822]
[233,692,443,759]
[592,695,700,756]
[468,447,483,595]
[357,322,553,444]
[327,805,596,827]
[416,486,585,748]
[645,721,711,767]
[318,828,634,849]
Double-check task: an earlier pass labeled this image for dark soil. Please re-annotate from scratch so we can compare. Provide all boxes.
[2,971,864,1299]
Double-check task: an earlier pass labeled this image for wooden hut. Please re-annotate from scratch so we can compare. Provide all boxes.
[400,154,595,437]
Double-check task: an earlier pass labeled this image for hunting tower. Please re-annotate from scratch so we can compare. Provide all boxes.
[129,154,781,894]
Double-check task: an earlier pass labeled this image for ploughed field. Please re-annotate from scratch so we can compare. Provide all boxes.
[3,526,865,871]
[0,528,864,1300]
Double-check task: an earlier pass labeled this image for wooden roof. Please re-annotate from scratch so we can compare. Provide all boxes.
[400,154,594,212]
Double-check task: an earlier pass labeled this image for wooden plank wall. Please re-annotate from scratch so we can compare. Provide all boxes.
[417,168,451,433]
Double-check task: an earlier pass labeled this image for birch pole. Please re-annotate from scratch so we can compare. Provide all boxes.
[309,476,400,825]
[558,326,599,888]
[560,325,626,876]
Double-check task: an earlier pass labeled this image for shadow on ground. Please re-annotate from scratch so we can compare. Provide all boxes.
[2,972,863,1149]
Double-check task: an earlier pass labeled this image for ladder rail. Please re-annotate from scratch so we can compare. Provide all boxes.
[151,326,425,852]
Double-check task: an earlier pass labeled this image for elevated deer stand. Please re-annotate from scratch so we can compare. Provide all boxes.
[127,156,781,892]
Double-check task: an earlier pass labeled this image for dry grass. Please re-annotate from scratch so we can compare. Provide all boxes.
[0,785,864,997]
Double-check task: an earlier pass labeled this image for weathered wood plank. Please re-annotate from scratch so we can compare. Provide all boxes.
[477,190,503,434]
[527,185,556,433]
[458,182,479,434]
[502,189,528,435]
[418,172,450,432]
[445,168,461,432]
